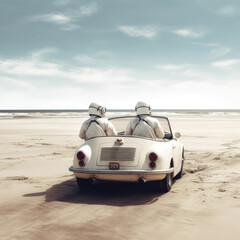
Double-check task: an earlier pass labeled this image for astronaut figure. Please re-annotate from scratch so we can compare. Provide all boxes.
[125,101,164,139]
[80,102,117,140]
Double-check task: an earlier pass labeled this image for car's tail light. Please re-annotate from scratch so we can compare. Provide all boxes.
[149,161,156,168]
[149,152,158,161]
[77,151,85,160]
[78,160,85,167]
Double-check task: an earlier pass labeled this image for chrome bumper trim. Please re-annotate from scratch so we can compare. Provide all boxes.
[69,166,174,175]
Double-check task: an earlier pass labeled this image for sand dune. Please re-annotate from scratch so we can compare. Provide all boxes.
[0,116,239,240]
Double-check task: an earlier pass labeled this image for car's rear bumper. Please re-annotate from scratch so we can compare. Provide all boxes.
[69,166,174,182]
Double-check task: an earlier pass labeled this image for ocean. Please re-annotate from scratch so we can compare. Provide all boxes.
[0,109,240,119]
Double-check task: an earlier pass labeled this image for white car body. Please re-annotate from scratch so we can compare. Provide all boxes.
[69,116,184,192]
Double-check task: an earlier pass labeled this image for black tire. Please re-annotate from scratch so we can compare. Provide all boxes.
[76,177,92,190]
[159,173,173,192]
[175,148,184,179]
[175,160,184,179]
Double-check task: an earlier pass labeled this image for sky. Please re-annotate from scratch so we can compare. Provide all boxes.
[0,0,240,110]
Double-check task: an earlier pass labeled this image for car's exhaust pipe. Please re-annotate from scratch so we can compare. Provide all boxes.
[90,178,95,183]
[138,177,146,184]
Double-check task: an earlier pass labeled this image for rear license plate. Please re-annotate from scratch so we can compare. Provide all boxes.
[109,162,120,170]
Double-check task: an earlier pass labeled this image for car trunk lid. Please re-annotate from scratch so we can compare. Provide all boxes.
[96,138,141,167]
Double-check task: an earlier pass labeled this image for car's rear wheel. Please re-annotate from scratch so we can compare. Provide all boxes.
[159,173,173,192]
[175,161,183,179]
[175,148,184,179]
[76,177,92,190]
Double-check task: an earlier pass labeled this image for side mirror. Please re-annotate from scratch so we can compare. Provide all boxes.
[175,132,181,138]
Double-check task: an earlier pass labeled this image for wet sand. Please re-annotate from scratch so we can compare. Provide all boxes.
[0,115,240,240]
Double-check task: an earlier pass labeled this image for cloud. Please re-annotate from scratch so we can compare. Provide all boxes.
[191,42,231,57]
[0,77,34,89]
[69,68,135,84]
[154,61,240,107]
[1,50,240,109]
[2,76,239,109]
[33,13,71,24]
[217,5,236,16]
[191,42,218,47]
[118,25,158,38]
[31,13,79,30]
[0,49,62,76]
[75,51,116,67]
[172,29,204,38]
[0,50,134,85]
[155,64,189,71]
[30,48,58,60]
[210,46,231,57]
[0,58,61,76]
[212,59,240,68]
[155,62,224,81]
[155,64,200,78]
[30,3,98,31]
[53,0,72,6]
[80,3,98,16]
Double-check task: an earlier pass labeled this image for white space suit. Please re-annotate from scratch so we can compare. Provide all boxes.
[125,101,164,139]
[79,102,117,140]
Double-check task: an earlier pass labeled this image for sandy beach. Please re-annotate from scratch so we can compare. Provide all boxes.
[0,114,239,240]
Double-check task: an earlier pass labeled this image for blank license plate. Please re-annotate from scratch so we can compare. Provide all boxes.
[109,162,120,170]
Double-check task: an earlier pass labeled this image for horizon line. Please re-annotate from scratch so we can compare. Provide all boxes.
[0,108,240,112]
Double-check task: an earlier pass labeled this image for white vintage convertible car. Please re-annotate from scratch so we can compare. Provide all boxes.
[69,116,184,192]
